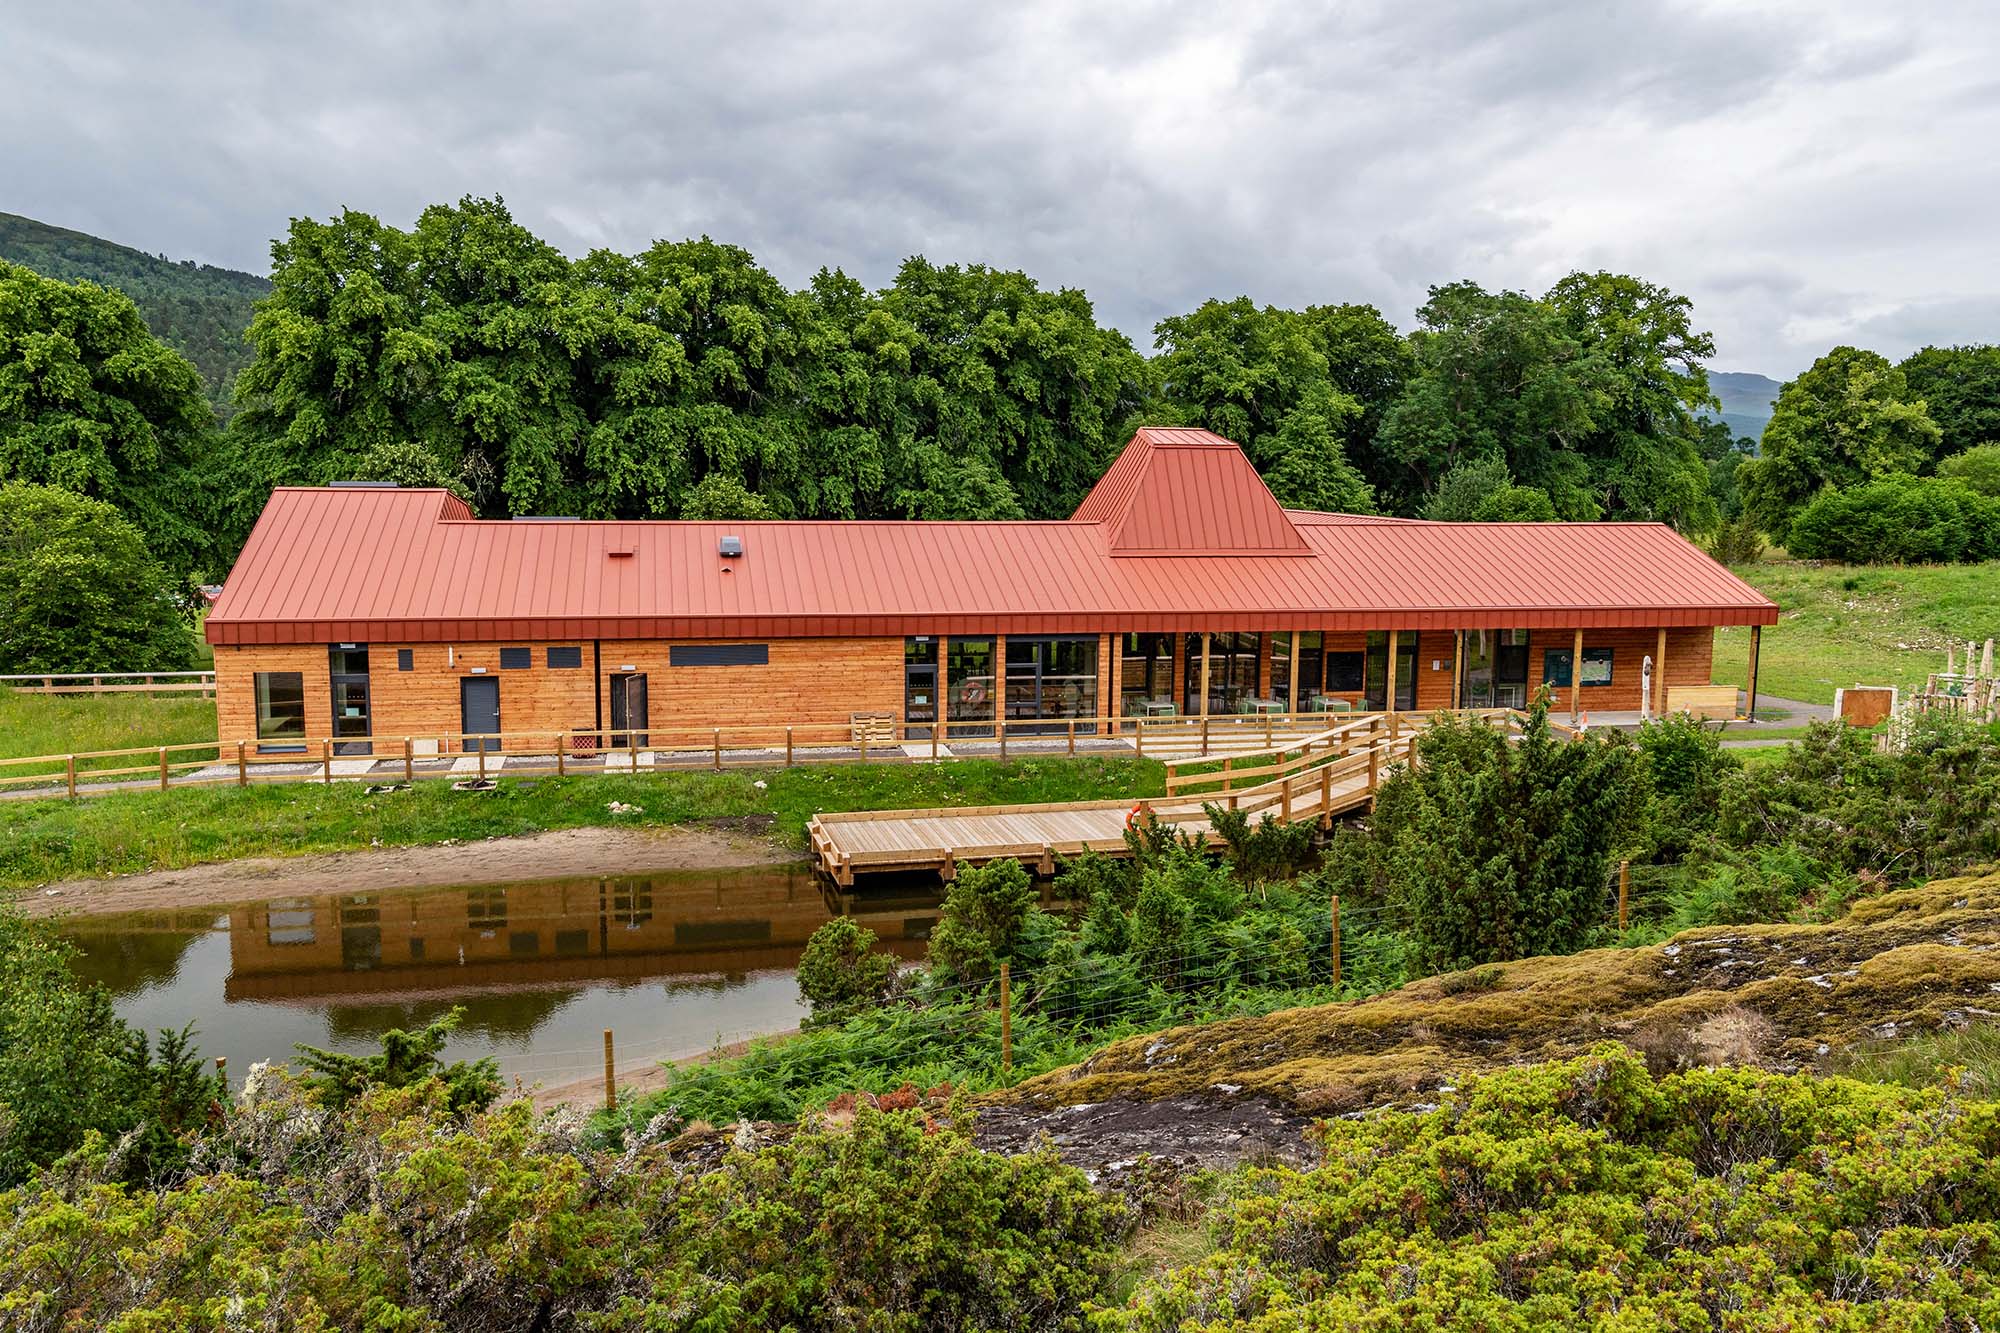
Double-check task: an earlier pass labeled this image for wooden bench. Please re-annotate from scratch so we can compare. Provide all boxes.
[1666,685,1739,719]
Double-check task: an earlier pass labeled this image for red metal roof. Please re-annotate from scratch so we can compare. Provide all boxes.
[206,431,1778,645]
[1072,426,1308,554]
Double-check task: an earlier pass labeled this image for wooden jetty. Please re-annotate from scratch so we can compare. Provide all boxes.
[808,712,1443,885]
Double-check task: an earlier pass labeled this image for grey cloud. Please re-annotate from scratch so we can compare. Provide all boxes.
[4,0,2000,375]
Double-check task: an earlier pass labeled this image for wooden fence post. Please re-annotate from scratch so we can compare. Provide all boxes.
[603,1029,616,1112]
[932,722,940,761]
[1368,745,1379,791]
[998,719,1008,760]
[1066,718,1075,756]
[236,741,247,788]
[1134,721,1144,758]
[1201,714,1211,755]
[999,961,1012,1074]
[66,754,77,799]
[158,747,169,791]
[1318,764,1332,828]
[713,728,723,771]
[400,738,412,783]
[628,732,638,774]
[556,733,567,777]
[786,726,794,767]
[477,740,486,783]
[860,729,869,764]
[1281,775,1292,822]
[1618,860,1630,933]
[1330,894,1342,988]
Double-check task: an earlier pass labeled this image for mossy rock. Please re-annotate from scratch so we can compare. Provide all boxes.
[999,868,2000,1115]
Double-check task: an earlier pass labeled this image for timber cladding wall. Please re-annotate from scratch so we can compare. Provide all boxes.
[213,626,1723,749]
[599,637,904,747]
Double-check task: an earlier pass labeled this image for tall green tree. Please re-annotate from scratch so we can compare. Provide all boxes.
[882,257,1147,518]
[1739,346,1941,536]
[0,260,222,581]
[1376,274,1719,529]
[1545,271,1718,531]
[1374,281,1599,518]
[1149,297,1377,512]
[1898,344,2000,460]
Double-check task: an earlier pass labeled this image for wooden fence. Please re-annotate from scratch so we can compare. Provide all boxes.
[0,671,217,696]
[0,707,1578,801]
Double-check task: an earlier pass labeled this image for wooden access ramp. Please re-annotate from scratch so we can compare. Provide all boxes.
[808,713,1429,886]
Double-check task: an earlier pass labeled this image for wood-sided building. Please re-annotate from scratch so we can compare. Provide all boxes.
[204,427,1778,754]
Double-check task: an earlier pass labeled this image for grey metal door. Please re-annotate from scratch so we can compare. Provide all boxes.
[460,677,501,751]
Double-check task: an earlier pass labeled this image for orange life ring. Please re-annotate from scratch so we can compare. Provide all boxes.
[1125,803,1144,830]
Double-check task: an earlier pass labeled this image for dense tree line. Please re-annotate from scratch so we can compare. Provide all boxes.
[14,193,2000,672]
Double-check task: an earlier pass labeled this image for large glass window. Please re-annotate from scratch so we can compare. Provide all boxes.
[1119,633,1174,715]
[1272,632,1293,708]
[1006,636,1098,730]
[254,671,306,749]
[946,637,996,733]
[904,638,939,730]
[1460,629,1531,707]
[1183,632,1261,714]
[1364,632,1416,710]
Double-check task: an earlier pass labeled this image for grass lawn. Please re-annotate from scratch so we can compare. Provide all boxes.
[0,689,218,765]
[1713,561,2000,705]
[0,755,1162,891]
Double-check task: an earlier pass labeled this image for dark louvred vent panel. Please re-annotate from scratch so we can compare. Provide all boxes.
[668,643,769,667]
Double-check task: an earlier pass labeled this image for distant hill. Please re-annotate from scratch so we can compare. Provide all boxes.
[1705,369,1783,444]
[0,212,267,416]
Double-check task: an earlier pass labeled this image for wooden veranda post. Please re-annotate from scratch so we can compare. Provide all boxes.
[1198,633,1213,728]
[1286,631,1299,716]
[1570,628,1585,724]
[1330,894,1342,988]
[1746,625,1762,720]
[603,1029,616,1111]
[1451,631,1465,710]
[1654,628,1668,717]
[999,961,1012,1073]
[1385,629,1400,721]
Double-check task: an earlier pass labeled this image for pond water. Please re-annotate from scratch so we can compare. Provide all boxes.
[59,866,942,1091]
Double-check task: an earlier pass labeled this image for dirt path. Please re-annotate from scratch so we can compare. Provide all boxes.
[20,822,804,919]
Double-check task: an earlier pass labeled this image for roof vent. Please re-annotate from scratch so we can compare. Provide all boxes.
[328,480,400,488]
[514,515,580,521]
[718,535,744,558]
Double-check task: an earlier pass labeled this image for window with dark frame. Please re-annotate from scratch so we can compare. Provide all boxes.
[499,647,531,670]
[253,671,306,748]
[396,649,413,671]
[547,646,583,669]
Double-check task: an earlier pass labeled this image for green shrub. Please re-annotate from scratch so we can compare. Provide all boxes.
[1,1076,1123,1331]
[1938,442,2000,497]
[1787,472,2000,564]
[796,916,901,1026]
[294,1007,499,1115]
[1105,1046,2000,1330]
[0,483,200,672]
[1368,697,1645,970]
[928,858,1039,985]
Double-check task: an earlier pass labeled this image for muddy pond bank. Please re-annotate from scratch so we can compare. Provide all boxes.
[22,821,798,919]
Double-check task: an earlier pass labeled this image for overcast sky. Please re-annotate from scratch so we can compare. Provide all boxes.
[7,0,1998,378]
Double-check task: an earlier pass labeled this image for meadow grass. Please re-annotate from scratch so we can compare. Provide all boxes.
[0,754,1162,890]
[1713,561,2000,705]
[0,689,219,765]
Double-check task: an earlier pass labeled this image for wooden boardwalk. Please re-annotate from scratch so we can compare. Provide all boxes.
[810,717,1419,885]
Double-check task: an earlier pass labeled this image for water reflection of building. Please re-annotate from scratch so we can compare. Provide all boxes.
[223,869,939,1002]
